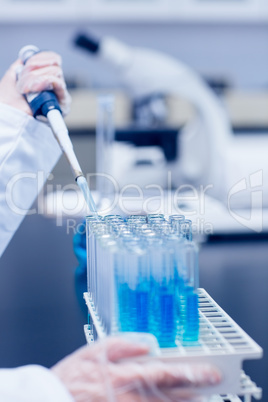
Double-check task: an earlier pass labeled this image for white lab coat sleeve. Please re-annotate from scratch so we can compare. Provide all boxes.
[0,103,62,257]
[0,105,73,400]
[0,365,74,402]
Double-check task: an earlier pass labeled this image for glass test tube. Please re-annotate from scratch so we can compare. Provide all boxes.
[90,222,108,308]
[151,236,179,348]
[86,216,102,295]
[169,215,185,236]
[179,241,199,344]
[127,216,147,231]
[96,95,115,199]
[147,214,165,219]
[97,235,117,333]
[86,214,199,347]
[86,215,104,335]
[127,215,147,221]
[180,219,193,241]
[114,240,139,332]
[127,242,150,333]
[104,214,124,221]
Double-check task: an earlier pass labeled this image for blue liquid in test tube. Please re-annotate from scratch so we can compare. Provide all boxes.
[149,243,177,348]
[179,285,199,344]
[92,215,199,347]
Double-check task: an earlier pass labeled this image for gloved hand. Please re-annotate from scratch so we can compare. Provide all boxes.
[0,51,71,116]
[73,223,88,318]
[51,337,221,402]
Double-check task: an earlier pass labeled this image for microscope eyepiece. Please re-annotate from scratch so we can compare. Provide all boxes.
[74,33,100,54]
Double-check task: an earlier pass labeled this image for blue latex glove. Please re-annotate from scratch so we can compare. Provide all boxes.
[73,222,87,318]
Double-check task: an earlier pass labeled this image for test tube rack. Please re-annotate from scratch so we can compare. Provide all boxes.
[83,288,262,401]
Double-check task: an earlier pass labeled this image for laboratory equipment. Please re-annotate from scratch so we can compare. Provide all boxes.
[19,45,98,215]
[96,95,116,199]
[84,214,263,399]
[86,213,199,347]
[75,33,232,200]
[95,93,177,204]
[75,33,268,213]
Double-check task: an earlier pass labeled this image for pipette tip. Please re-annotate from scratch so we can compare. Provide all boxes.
[76,175,99,218]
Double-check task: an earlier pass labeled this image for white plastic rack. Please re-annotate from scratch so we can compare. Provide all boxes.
[83,288,262,400]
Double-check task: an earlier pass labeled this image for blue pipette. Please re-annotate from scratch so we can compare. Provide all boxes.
[18,45,98,216]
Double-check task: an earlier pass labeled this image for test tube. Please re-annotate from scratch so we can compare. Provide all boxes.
[86,214,199,347]
[148,237,177,347]
[126,216,146,231]
[114,247,128,331]
[104,216,125,238]
[169,215,185,235]
[114,240,140,332]
[130,242,150,333]
[127,215,147,221]
[86,215,103,294]
[96,234,117,333]
[150,221,172,236]
[147,214,165,222]
[179,241,199,344]
[86,216,107,336]
[109,223,128,239]
[179,219,193,241]
[164,234,185,317]
[96,95,115,199]
[90,222,109,307]
[104,214,124,221]
[135,223,153,236]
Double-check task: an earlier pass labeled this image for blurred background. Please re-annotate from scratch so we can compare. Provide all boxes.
[0,0,268,400]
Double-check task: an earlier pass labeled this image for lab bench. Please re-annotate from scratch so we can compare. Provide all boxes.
[64,89,268,132]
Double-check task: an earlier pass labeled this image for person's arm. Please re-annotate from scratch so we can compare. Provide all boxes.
[0,103,61,257]
[0,365,73,402]
[0,337,220,402]
[0,53,71,257]
[0,54,75,401]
